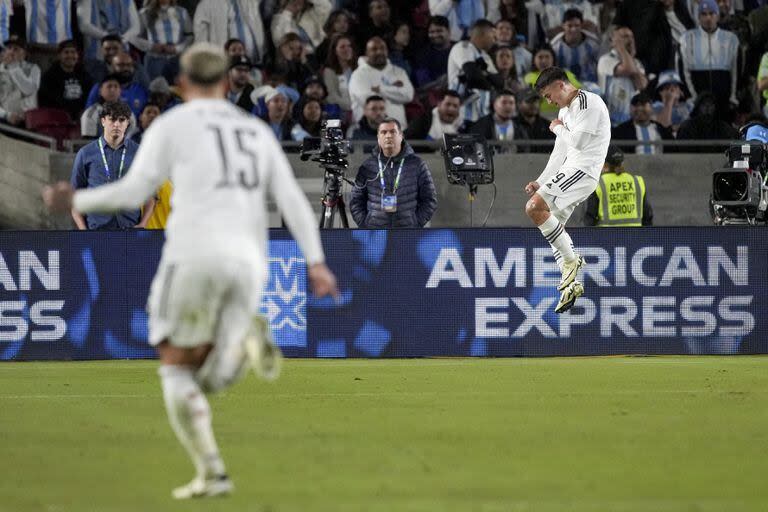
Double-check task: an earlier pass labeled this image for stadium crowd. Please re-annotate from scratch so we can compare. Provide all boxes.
[1,0,768,152]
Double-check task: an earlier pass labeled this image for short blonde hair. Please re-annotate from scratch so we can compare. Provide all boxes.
[180,43,229,86]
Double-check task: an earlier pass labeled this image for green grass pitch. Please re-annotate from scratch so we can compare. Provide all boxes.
[1,357,767,512]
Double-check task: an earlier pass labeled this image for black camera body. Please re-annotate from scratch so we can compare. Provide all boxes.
[300,119,350,174]
[442,133,494,186]
[710,133,768,225]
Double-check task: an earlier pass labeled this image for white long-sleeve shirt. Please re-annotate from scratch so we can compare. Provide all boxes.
[194,0,266,65]
[77,0,141,60]
[348,57,414,128]
[0,60,40,118]
[270,0,332,52]
[447,40,496,122]
[74,98,325,269]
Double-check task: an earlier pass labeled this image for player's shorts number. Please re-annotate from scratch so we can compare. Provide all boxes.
[207,124,260,190]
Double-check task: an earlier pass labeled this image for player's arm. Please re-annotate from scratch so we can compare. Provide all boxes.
[550,106,601,152]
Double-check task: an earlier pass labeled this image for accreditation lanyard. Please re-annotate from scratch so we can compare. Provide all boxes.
[378,156,405,194]
[98,137,126,181]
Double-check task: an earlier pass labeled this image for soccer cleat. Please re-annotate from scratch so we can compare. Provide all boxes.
[555,281,584,314]
[557,255,585,291]
[244,316,283,382]
[171,475,234,500]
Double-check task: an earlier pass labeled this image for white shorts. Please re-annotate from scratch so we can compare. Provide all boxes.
[537,167,599,224]
[147,258,264,348]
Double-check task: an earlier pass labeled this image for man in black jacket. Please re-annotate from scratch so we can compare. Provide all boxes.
[350,117,438,228]
[468,89,529,152]
[612,92,674,154]
[38,40,92,120]
[226,55,255,113]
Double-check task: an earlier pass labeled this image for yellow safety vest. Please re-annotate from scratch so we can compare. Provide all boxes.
[145,181,173,230]
[595,172,645,227]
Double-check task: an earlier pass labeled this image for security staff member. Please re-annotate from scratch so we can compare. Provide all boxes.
[583,145,653,226]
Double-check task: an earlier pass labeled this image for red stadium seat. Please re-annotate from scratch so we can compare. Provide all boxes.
[24,108,80,151]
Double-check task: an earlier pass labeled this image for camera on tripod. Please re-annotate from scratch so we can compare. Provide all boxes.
[710,121,768,225]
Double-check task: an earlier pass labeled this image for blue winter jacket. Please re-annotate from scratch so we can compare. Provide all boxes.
[350,143,438,228]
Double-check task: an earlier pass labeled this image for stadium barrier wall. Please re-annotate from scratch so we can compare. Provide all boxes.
[1,228,765,360]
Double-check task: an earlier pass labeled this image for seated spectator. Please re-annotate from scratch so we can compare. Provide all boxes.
[130,102,161,144]
[227,55,256,113]
[404,89,463,140]
[77,0,140,62]
[300,75,341,121]
[19,0,74,71]
[468,89,528,151]
[258,86,294,140]
[273,33,316,90]
[85,51,149,117]
[315,9,356,65]
[530,0,600,42]
[549,9,599,83]
[291,97,324,140]
[193,0,266,65]
[134,0,193,81]
[0,35,41,126]
[612,92,674,155]
[271,0,333,55]
[224,38,263,86]
[347,94,386,140]
[676,92,738,152]
[322,34,357,119]
[147,76,179,112]
[494,18,532,79]
[678,0,739,114]
[38,39,91,121]
[448,19,498,124]
[652,70,692,135]
[349,36,414,129]
[70,100,154,230]
[387,22,413,76]
[412,15,452,89]
[428,0,500,41]
[84,34,149,88]
[357,0,396,44]
[80,75,137,138]
[597,26,648,126]
[514,88,553,152]
[493,44,523,94]
[524,45,581,119]
[498,0,529,43]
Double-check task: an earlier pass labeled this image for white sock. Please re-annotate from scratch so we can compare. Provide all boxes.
[538,215,576,266]
[159,365,227,479]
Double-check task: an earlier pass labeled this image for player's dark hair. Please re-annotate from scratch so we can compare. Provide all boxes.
[535,67,570,91]
[100,101,132,120]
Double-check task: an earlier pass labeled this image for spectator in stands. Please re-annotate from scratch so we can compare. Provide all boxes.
[350,117,437,228]
[38,40,91,121]
[147,76,179,112]
[387,22,412,76]
[468,89,528,151]
[717,0,751,61]
[77,0,141,62]
[85,51,149,118]
[412,16,452,89]
[0,35,40,126]
[315,9,355,65]
[493,44,523,94]
[448,19,498,124]
[258,86,294,140]
[679,0,739,114]
[0,0,10,49]
[273,33,316,90]
[227,55,256,113]
[597,26,647,126]
[18,0,73,70]
[80,75,137,138]
[652,70,692,135]
[291,97,323,140]
[271,0,333,56]
[349,36,414,129]
[193,0,266,65]
[348,94,386,140]
[583,145,653,227]
[514,88,553,152]
[494,18,532,79]
[428,0,500,41]
[134,0,193,81]
[530,0,599,42]
[323,34,356,118]
[524,45,581,119]
[130,101,161,144]
[70,100,154,230]
[358,0,396,44]
[612,92,674,155]
[676,91,738,152]
[549,9,599,83]
[224,38,263,86]
[300,75,341,120]
[404,89,463,140]
[498,0,528,41]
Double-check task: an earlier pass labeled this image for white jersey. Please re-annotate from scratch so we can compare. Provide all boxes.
[73,98,324,274]
[537,89,611,186]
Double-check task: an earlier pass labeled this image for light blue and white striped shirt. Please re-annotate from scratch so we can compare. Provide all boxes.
[227,0,261,64]
[634,122,662,155]
[679,27,739,102]
[0,0,12,46]
[23,0,73,45]
[135,6,192,54]
[77,0,141,60]
[598,50,646,126]
[550,30,600,83]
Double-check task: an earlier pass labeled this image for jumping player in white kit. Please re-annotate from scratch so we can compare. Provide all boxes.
[42,43,339,499]
[524,67,611,313]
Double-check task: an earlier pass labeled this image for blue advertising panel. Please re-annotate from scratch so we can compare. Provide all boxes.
[0,228,765,360]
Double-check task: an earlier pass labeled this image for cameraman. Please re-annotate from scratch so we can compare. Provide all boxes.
[447,19,500,124]
[350,117,437,228]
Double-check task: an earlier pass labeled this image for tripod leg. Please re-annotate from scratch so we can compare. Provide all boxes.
[338,198,350,228]
[328,203,337,228]
[320,202,329,229]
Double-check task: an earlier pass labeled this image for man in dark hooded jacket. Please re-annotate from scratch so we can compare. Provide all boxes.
[350,117,438,228]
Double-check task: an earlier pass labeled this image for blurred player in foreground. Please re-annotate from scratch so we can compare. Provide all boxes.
[43,42,339,499]
[525,67,611,313]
